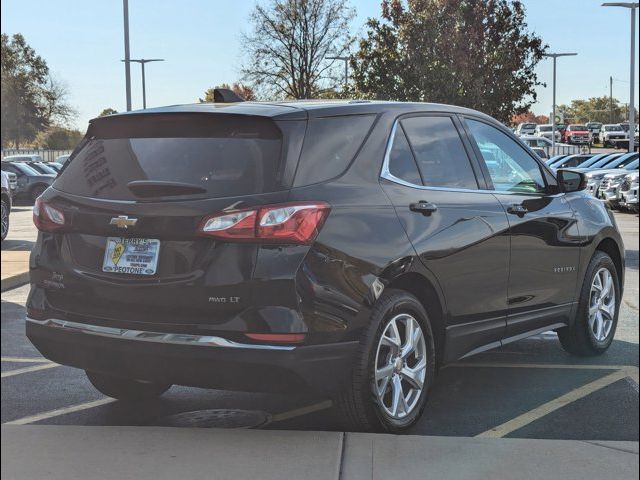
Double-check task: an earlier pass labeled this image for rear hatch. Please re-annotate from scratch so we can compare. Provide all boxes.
[36,112,305,328]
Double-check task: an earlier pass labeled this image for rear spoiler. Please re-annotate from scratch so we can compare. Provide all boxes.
[213,88,246,103]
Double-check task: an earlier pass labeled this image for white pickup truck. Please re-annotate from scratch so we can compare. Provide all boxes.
[599,124,628,147]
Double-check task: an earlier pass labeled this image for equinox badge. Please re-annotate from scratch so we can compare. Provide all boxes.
[110,215,138,229]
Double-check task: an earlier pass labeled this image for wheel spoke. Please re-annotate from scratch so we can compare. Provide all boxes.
[594,312,604,340]
[390,375,404,417]
[602,271,613,300]
[377,374,391,397]
[376,364,394,382]
[380,319,401,352]
[400,359,426,390]
[600,300,615,320]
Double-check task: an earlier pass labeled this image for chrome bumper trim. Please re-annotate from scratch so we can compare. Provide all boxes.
[26,317,296,351]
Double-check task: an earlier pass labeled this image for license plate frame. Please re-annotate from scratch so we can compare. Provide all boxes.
[102,237,160,275]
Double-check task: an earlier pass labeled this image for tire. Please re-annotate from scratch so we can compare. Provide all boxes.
[86,371,171,401]
[1,198,8,242]
[557,251,620,356]
[335,289,436,432]
[30,184,48,203]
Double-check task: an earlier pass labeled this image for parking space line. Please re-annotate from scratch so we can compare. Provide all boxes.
[4,398,117,425]
[1,356,50,364]
[1,363,59,378]
[476,369,631,438]
[271,400,333,423]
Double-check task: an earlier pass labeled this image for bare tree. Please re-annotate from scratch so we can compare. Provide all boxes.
[241,0,355,99]
[42,75,76,127]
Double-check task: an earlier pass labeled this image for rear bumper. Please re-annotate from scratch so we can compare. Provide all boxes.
[26,317,359,395]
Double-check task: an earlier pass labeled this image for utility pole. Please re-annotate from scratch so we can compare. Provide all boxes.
[122,59,165,109]
[610,76,614,123]
[602,2,639,152]
[123,0,132,111]
[543,52,578,155]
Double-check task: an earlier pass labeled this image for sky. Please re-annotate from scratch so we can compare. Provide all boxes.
[2,0,639,129]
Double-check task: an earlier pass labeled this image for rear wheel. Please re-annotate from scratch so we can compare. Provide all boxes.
[1,198,8,241]
[86,371,171,401]
[558,251,620,356]
[335,289,436,432]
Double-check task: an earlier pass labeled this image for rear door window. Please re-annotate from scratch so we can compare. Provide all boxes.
[386,125,422,185]
[54,114,291,200]
[293,115,375,186]
[400,116,479,189]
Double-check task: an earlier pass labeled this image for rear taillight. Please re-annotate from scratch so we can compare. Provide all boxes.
[198,202,330,245]
[33,197,67,232]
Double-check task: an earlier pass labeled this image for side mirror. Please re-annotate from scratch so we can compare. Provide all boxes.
[557,169,587,193]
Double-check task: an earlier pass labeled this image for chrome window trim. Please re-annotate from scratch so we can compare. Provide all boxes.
[380,118,557,197]
[27,317,296,351]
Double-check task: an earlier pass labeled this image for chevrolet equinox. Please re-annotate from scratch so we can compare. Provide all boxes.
[26,97,625,432]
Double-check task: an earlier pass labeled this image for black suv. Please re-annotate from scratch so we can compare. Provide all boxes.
[26,99,624,432]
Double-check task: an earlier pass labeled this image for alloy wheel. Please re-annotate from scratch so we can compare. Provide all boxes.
[589,267,616,342]
[374,313,427,419]
[1,201,7,239]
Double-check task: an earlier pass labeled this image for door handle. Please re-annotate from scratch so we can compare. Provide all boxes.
[410,201,438,216]
[507,204,528,217]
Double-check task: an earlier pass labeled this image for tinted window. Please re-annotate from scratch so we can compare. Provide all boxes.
[466,119,546,194]
[2,163,39,176]
[55,114,289,200]
[293,115,375,186]
[401,116,478,189]
[387,126,422,185]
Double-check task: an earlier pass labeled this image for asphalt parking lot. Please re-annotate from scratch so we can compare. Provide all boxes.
[1,207,638,440]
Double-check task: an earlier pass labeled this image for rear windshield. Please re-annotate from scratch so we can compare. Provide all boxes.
[568,125,587,131]
[54,114,294,200]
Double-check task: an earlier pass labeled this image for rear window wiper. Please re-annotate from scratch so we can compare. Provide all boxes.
[127,180,207,198]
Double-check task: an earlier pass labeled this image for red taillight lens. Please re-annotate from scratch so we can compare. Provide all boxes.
[33,197,67,232]
[198,202,330,245]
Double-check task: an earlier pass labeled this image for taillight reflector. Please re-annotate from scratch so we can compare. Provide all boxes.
[245,333,306,344]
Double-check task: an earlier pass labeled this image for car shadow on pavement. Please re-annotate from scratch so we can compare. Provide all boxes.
[1,239,34,251]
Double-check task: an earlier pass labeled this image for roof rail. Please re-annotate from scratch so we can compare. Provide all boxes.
[213,88,246,103]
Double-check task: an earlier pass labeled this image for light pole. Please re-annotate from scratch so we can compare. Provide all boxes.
[122,0,132,111]
[602,2,639,152]
[326,56,349,92]
[121,59,165,109]
[543,52,577,155]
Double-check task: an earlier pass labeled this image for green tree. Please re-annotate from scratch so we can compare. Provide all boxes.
[200,83,257,102]
[36,127,83,150]
[351,0,547,123]
[556,96,632,124]
[1,33,74,147]
[241,0,355,99]
[98,108,118,117]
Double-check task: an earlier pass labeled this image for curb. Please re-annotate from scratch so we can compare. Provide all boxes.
[1,271,30,292]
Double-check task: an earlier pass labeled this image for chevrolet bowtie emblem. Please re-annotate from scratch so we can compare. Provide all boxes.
[110,215,138,229]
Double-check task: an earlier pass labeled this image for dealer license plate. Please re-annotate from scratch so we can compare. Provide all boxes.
[102,237,160,275]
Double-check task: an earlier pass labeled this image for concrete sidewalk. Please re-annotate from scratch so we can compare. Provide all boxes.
[1,250,30,292]
[1,426,638,480]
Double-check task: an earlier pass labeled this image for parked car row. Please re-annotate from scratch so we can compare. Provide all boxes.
[546,151,639,213]
[0,154,68,204]
[515,121,638,149]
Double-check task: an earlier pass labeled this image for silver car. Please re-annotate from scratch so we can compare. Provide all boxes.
[619,172,639,212]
